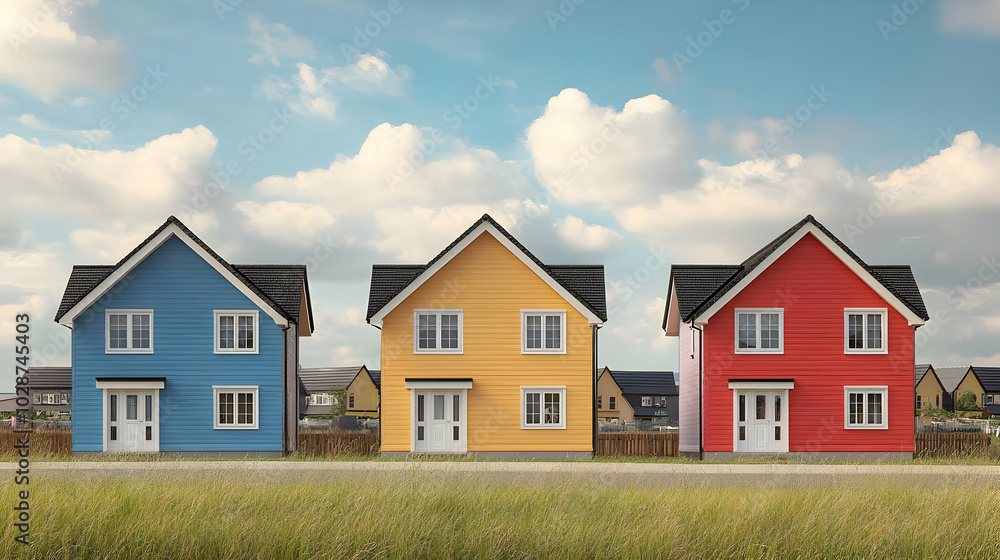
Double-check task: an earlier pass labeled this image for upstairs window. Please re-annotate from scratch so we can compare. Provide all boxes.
[106,310,153,354]
[413,310,463,354]
[844,309,887,354]
[609,396,616,410]
[734,309,783,354]
[215,311,258,354]
[522,310,566,354]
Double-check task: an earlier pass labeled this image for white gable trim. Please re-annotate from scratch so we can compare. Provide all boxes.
[369,222,603,326]
[692,223,925,327]
[59,223,289,328]
[664,279,681,336]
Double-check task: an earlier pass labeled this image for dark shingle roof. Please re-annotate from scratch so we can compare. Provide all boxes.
[664,215,930,327]
[54,216,312,327]
[915,364,932,386]
[971,367,1000,392]
[664,265,741,328]
[608,370,678,396]
[366,214,607,322]
[26,367,71,389]
[299,367,361,392]
[369,370,381,390]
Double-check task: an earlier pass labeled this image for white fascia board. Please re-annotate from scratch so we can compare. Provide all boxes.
[664,279,680,336]
[369,222,603,326]
[728,380,794,390]
[60,224,288,329]
[404,380,474,390]
[96,380,165,390]
[693,223,925,327]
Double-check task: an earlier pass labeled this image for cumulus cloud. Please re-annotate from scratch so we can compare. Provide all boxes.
[260,54,411,119]
[555,215,624,252]
[940,0,1000,35]
[524,88,695,208]
[652,57,674,85]
[247,14,314,66]
[0,0,129,99]
[234,200,335,248]
[16,113,112,141]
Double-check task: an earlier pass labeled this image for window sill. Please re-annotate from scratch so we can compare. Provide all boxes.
[213,425,260,430]
[105,349,154,354]
[520,425,567,430]
[844,425,889,430]
[734,349,783,355]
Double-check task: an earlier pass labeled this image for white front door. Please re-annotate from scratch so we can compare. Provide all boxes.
[413,391,466,453]
[107,390,158,452]
[735,390,787,452]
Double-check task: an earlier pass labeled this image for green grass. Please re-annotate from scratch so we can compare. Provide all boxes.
[2,472,1000,558]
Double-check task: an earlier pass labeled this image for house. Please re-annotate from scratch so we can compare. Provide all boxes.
[974,367,1000,416]
[344,367,381,418]
[54,216,314,456]
[914,364,945,412]
[0,394,18,414]
[366,214,606,458]
[299,366,361,417]
[663,215,929,459]
[597,368,678,425]
[933,366,971,411]
[27,366,72,417]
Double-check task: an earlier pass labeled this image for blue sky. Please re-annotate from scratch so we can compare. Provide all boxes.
[3,0,1000,391]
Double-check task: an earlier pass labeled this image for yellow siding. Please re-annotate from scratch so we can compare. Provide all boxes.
[914,370,942,411]
[955,370,985,409]
[346,368,379,418]
[380,233,594,452]
[597,369,631,422]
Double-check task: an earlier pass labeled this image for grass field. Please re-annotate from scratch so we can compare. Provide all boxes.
[2,471,999,559]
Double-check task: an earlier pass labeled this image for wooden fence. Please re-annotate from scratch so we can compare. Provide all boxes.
[596,431,679,457]
[299,430,380,456]
[915,432,992,457]
[0,428,72,455]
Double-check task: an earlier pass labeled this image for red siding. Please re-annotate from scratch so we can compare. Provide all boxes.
[702,233,915,453]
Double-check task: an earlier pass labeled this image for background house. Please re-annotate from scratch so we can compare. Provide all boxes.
[914,364,944,412]
[598,368,678,426]
[27,366,72,417]
[299,366,359,417]
[970,366,1000,416]
[933,366,971,411]
[345,367,380,419]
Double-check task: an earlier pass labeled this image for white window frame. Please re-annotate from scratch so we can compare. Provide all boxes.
[844,308,888,354]
[413,309,464,354]
[609,396,616,410]
[844,386,888,429]
[213,385,259,429]
[734,308,784,354]
[521,309,567,354]
[105,309,154,354]
[641,396,653,407]
[521,386,567,429]
[214,310,260,354]
[310,393,332,406]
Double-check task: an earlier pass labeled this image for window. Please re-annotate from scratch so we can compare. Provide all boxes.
[214,311,258,354]
[845,387,888,429]
[309,393,331,406]
[988,395,995,405]
[609,396,616,410]
[413,310,463,354]
[349,393,355,408]
[105,310,153,353]
[844,309,887,354]
[915,395,922,410]
[213,386,259,429]
[521,310,567,354]
[655,396,668,408]
[521,387,566,429]
[734,309,783,354]
[641,396,652,407]
[597,395,602,409]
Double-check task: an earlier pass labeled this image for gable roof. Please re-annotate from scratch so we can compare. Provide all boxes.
[935,366,973,393]
[971,366,1000,393]
[663,215,929,331]
[298,366,361,393]
[366,214,606,325]
[607,369,678,396]
[54,216,313,332]
[25,366,71,389]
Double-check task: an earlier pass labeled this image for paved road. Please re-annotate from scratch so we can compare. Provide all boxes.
[7,461,1000,486]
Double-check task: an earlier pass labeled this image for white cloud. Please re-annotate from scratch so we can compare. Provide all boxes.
[524,88,694,208]
[940,0,1000,35]
[234,200,335,247]
[652,57,674,85]
[261,54,412,119]
[247,14,314,66]
[0,0,129,99]
[16,113,112,141]
[555,215,624,252]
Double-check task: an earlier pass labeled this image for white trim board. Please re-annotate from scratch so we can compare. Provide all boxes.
[693,223,925,327]
[368,221,603,327]
[59,223,289,329]
[728,380,795,390]
[405,380,473,390]
[96,380,165,390]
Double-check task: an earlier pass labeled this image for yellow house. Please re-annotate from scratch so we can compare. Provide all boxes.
[597,367,634,423]
[366,214,607,458]
[952,366,986,413]
[345,366,381,418]
[914,364,944,412]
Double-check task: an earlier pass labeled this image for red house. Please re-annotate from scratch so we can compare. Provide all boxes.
[662,216,928,459]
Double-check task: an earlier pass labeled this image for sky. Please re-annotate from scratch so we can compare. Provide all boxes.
[2,0,1000,392]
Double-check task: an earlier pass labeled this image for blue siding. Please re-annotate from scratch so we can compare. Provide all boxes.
[71,235,285,452]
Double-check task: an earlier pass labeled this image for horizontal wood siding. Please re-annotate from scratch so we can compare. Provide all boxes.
[380,234,593,453]
[915,432,991,456]
[703,233,916,453]
[596,432,679,457]
[346,370,379,418]
[678,321,700,452]
[71,236,284,452]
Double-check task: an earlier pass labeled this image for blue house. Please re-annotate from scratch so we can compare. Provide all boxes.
[55,216,314,456]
